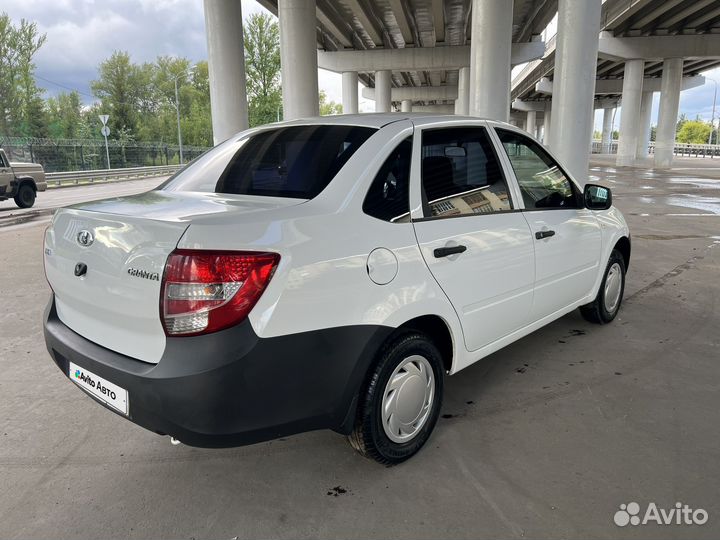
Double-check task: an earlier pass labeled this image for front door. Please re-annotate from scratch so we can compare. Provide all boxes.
[411,124,535,353]
[0,153,12,194]
[494,128,602,320]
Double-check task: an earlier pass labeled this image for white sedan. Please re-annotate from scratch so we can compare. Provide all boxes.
[43,114,630,464]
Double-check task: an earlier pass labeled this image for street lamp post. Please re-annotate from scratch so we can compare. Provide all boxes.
[174,76,184,165]
[708,78,718,146]
[172,67,195,165]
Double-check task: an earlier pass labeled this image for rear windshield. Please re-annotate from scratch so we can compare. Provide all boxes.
[161,125,376,199]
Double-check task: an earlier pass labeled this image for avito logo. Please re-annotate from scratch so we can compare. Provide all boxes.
[614,502,708,527]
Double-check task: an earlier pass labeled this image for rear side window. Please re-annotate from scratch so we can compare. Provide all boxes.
[162,125,376,199]
[363,137,412,223]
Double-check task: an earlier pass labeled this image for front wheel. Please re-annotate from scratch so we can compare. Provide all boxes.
[14,184,36,208]
[348,332,444,465]
[580,249,626,324]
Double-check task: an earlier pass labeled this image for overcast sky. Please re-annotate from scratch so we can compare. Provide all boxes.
[4,0,719,129]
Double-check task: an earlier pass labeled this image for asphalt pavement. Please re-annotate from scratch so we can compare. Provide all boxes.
[0,165,719,539]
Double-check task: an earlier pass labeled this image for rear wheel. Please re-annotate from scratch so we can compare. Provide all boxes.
[348,332,444,465]
[580,249,626,324]
[14,184,36,208]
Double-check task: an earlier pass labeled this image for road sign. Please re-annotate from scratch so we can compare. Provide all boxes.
[99,114,109,125]
[101,126,110,137]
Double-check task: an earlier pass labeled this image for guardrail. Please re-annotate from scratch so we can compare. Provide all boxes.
[46,165,183,188]
[591,140,720,158]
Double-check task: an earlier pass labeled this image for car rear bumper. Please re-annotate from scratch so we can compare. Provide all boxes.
[44,297,392,448]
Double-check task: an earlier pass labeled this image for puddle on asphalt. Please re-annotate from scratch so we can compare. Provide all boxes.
[628,212,720,217]
[664,195,720,215]
[634,234,711,240]
[667,178,720,190]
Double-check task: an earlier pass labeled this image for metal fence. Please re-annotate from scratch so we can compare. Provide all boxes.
[0,136,209,173]
[591,140,720,157]
[46,165,183,187]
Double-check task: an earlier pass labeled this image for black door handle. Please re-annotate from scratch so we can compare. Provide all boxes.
[535,230,556,240]
[434,245,467,258]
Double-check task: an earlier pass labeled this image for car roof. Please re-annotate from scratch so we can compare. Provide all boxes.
[270,113,507,129]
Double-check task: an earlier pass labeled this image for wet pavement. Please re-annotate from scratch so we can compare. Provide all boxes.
[1,164,719,539]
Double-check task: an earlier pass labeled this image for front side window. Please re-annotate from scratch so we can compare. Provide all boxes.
[363,137,412,223]
[420,127,512,218]
[496,129,579,210]
[162,125,376,199]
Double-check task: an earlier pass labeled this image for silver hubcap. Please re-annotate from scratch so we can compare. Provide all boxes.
[381,355,435,443]
[604,262,623,313]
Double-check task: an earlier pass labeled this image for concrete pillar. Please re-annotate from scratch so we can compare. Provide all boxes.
[601,107,614,153]
[279,0,319,120]
[401,100,412,113]
[543,104,552,144]
[203,0,249,144]
[526,110,537,136]
[548,0,601,182]
[455,66,470,115]
[375,70,392,113]
[616,59,644,166]
[637,91,653,158]
[469,0,513,120]
[655,58,683,168]
[342,71,358,114]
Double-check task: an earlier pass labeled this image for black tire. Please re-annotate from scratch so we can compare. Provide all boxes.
[348,332,444,465]
[580,249,626,324]
[14,184,36,208]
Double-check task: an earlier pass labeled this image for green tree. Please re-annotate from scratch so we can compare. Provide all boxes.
[676,120,712,144]
[244,13,282,126]
[0,13,47,136]
[47,91,83,138]
[319,90,342,116]
[676,113,688,134]
[91,51,148,135]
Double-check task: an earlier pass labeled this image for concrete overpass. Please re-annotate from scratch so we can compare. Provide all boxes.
[202,0,720,180]
[510,0,720,169]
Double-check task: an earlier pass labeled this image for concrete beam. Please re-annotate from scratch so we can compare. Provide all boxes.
[598,34,720,61]
[362,85,458,101]
[511,99,549,112]
[317,42,545,73]
[513,98,619,111]
[535,75,705,95]
[594,98,620,109]
[412,104,455,114]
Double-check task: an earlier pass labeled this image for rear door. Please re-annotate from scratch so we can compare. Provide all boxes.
[493,127,602,320]
[411,122,535,353]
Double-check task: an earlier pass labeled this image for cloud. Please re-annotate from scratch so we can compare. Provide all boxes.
[4,1,718,119]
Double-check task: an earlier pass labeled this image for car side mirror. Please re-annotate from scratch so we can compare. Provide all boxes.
[584,183,612,210]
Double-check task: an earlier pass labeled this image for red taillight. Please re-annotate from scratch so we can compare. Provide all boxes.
[160,249,280,336]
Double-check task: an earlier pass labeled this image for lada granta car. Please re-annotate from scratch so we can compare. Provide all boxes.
[43,114,630,464]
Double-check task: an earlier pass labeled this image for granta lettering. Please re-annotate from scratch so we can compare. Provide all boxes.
[127,267,160,281]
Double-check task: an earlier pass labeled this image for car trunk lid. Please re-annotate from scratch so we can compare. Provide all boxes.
[44,190,304,363]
